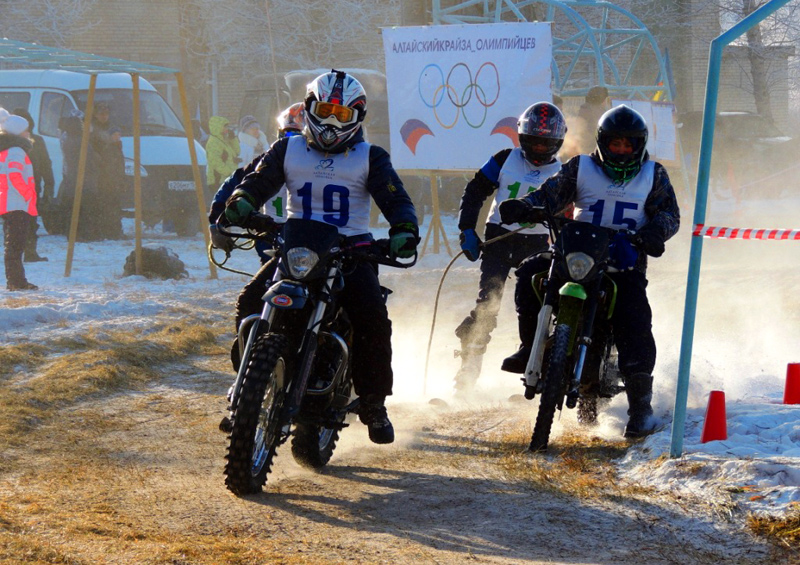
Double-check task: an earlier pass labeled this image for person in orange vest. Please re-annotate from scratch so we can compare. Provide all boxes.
[0,110,39,291]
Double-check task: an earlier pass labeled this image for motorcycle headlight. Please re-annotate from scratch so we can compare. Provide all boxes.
[565,252,594,281]
[286,247,319,279]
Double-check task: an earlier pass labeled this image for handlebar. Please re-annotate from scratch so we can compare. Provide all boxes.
[218,212,416,269]
[216,213,280,242]
[341,238,417,269]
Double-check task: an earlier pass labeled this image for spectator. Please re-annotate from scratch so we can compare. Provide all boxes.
[0,111,39,291]
[13,108,54,262]
[205,116,240,188]
[237,115,267,167]
[56,109,101,241]
[89,102,125,239]
[576,86,609,154]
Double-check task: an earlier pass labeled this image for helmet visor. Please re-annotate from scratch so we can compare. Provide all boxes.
[519,134,562,162]
[310,101,357,126]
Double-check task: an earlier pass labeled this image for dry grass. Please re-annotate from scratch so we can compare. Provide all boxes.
[0,321,224,446]
[747,511,800,550]
[489,426,649,500]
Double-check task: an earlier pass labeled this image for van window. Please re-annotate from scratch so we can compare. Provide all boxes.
[72,89,185,136]
[39,92,76,137]
[0,92,31,114]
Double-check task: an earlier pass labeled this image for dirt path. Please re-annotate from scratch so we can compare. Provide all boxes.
[0,350,785,565]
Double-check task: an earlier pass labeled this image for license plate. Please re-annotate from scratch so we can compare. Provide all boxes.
[168,180,196,191]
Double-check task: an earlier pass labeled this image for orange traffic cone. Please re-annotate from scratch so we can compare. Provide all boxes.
[784,363,800,405]
[700,390,728,443]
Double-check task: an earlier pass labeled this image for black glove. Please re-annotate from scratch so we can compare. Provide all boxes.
[209,224,235,253]
[224,189,257,226]
[388,222,419,259]
[630,229,665,258]
[498,199,547,225]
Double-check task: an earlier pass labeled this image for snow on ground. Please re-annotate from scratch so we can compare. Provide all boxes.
[2,198,799,520]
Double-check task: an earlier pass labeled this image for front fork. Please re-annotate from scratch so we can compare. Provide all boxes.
[523,277,600,406]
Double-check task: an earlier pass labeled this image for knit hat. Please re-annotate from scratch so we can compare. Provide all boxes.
[239,115,260,132]
[1,115,29,136]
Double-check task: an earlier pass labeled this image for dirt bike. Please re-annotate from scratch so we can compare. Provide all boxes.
[520,210,626,452]
[218,215,414,495]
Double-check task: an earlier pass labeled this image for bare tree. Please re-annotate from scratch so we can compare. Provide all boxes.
[3,0,100,47]
[181,0,403,74]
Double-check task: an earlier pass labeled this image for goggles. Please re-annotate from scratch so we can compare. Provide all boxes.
[310,101,357,125]
[282,130,303,138]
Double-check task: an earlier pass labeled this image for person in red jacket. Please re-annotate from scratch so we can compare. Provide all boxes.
[0,112,39,291]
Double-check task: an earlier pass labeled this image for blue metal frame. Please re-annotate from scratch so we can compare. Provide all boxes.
[432,0,671,100]
[670,0,794,458]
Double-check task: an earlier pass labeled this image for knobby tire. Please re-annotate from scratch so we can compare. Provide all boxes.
[224,333,288,495]
[530,323,571,452]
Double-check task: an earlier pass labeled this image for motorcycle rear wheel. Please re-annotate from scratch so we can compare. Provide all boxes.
[529,323,571,452]
[224,333,288,495]
[291,420,344,469]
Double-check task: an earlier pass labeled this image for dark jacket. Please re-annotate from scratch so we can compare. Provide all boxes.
[521,151,680,272]
[29,133,55,200]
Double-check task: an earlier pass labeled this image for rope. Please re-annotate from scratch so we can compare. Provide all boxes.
[693,224,800,240]
[422,225,530,395]
[207,243,259,277]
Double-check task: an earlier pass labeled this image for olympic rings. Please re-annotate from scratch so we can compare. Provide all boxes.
[418,62,501,129]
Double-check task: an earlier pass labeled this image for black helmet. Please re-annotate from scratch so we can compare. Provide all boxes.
[517,102,567,166]
[596,105,648,182]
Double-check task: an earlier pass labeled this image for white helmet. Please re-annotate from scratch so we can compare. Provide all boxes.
[304,69,366,153]
[277,102,306,139]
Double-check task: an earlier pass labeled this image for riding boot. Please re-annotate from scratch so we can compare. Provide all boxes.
[358,394,395,444]
[454,347,484,398]
[624,373,655,438]
[501,313,537,374]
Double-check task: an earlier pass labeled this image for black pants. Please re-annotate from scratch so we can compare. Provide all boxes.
[514,254,656,377]
[3,211,30,287]
[455,223,549,354]
[235,259,393,398]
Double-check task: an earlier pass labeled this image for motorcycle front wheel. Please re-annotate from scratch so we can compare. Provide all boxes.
[224,333,288,495]
[529,323,571,452]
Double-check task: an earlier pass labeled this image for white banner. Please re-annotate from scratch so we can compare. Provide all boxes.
[382,23,552,171]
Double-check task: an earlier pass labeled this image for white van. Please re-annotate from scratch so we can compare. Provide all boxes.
[0,70,208,235]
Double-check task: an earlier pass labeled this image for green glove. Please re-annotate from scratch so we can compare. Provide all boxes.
[389,223,419,259]
[224,189,257,225]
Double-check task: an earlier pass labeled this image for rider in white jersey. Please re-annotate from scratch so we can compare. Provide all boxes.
[454,102,566,396]
[498,105,680,439]
[224,70,419,445]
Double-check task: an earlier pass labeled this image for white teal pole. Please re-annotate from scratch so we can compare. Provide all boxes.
[671,0,794,458]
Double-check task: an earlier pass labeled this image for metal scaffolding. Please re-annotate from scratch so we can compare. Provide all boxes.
[432,0,672,101]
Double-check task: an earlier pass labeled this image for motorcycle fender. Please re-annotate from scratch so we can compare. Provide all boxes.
[558,282,588,301]
[263,280,308,309]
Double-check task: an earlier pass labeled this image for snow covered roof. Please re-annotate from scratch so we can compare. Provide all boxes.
[0,38,177,74]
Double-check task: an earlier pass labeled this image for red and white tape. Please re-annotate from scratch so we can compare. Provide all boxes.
[693,224,800,240]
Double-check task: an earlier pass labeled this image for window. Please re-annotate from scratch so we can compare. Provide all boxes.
[0,92,31,115]
[39,92,76,137]
[71,89,185,136]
